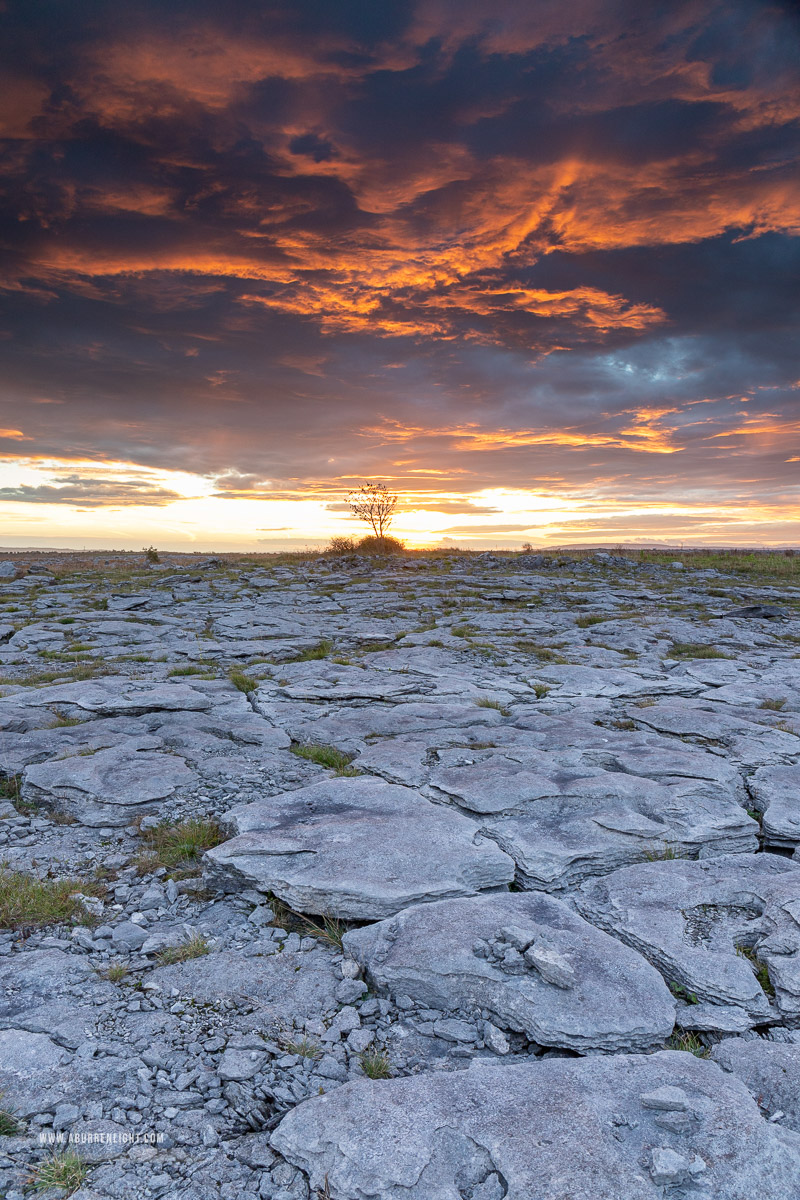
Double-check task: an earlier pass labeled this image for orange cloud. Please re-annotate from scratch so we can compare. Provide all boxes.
[708,415,800,443]
[20,143,796,352]
[80,29,367,118]
[418,284,664,332]
[363,417,683,455]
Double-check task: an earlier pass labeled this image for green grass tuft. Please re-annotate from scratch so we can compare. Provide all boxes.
[643,844,686,861]
[666,1030,709,1057]
[137,818,224,874]
[669,981,698,1004]
[736,944,775,996]
[516,640,568,663]
[157,934,210,965]
[0,775,21,802]
[290,743,360,775]
[280,1034,323,1060]
[0,1095,21,1136]
[289,639,334,662]
[98,961,130,983]
[452,624,477,639]
[33,1150,87,1194]
[667,642,728,659]
[0,868,102,931]
[300,913,349,951]
[229,668,257,693]
[359,1046,391,1079]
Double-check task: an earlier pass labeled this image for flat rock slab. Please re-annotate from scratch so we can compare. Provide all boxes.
[0,948,115,1048]
[204,777,514,918]
[285,701,506,750]
[267,665,424,701]
[0,1028,106,1117]
[427,747,562,814]
[0,1029,74,1116]
[147,949,340,1023]
[533,664,702,698]
[589,745,744,792]
[22,741,196,825]
[748,766,800,848]
[478,775,757,891]
[674,1001,755,1033]
[0,949,103,1020]
[722,605,787,620]
[8,677,214,717]
[344,893,675,1052]
[712,1038,800,1131]
[632,703,753,743]
[577,855,800,1023]
[353,738,431,787]
[271,1052,800,1200]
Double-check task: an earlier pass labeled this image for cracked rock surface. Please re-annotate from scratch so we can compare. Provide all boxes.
[1,549,800,1199]
[343,892,676,1052]
[203,777,515,918]
[271,1052,800,1200]
[576,854,800,1024]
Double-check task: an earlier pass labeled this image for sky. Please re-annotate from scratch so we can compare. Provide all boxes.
[1,0,799,551]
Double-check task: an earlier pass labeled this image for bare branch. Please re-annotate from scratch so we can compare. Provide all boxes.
[346,482,398,541]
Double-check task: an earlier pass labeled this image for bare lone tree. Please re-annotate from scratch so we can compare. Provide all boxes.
[347,482,398,546]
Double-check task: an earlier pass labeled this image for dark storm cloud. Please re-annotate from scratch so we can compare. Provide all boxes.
[0,0,798,522]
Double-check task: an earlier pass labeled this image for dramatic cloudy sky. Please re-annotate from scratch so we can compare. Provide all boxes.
[1,0,798,548]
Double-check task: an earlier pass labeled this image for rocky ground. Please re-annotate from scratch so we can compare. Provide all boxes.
[0,548,799,1199]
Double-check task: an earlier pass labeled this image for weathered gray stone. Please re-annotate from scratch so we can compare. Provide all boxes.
[271,1052,800,1199]
[9,677,214,716]
[0,1029,107,1118]
[67,1119,130,1162]
[285,701,506,751]
[530,664,702,699]
[427,747,558,814]
[147,948,340,1022]
[22,742,195,825]
[344,892,675,1052]
[268,664,423,702]
[722,605,786,620]
[111,920,148,950]
[0,1029,72,1116]
[52,1101,80,1130]
[711,1038,800,1130]
[0,949,114,1049]
[218,1048,267,1081]
[675,1001,755,1032]
[632,702,751,743]
[479,773,757,891]
[204,777,514,918]
[748,766,800,849]
[577,854,800,1023]
[4,549,800,1199]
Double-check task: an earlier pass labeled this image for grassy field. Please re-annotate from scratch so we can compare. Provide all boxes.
[3,545,799,586]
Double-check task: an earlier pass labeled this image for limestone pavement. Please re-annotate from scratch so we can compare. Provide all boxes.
[0,549,799,1198]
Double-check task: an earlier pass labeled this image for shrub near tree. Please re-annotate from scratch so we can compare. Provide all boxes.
[354,534,404,555]
[327,536,356,554]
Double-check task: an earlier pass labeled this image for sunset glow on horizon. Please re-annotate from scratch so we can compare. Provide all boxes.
[1,0,798,549]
